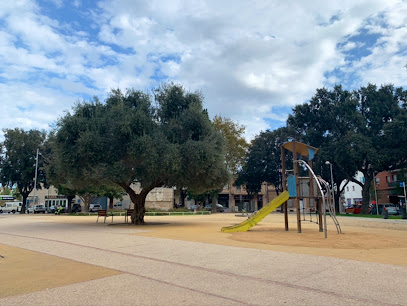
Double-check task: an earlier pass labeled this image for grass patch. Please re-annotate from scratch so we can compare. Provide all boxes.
[66,211,210,216]
[337,213,402,219]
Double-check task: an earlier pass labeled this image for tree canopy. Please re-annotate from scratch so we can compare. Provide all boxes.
[287,84,407,213]
[53,83,228,224]
[0,128,47,213]
[235,127,292,196]
[212,116,248,175]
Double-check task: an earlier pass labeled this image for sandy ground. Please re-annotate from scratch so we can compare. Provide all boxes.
[0,244,121,298]
[0,212,406,303]
[133,213,407,266]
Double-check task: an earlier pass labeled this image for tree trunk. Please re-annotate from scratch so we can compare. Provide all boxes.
[79,193,92,213]
[109,196,114,209]
[118,181,161,225]
[334,189,341,214]
[180,189,187,207]
[212,194,218,213]
[123,186,147,225]
[334,182,341,213]
[361,176,372,214]
[132,194,147,225]
[20,192,29,214]
[67,194,75,213]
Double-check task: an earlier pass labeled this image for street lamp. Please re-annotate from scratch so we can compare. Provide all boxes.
[30,149,40,213]
[325,161,335,213]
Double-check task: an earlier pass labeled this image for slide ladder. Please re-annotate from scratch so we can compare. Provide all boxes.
[221,191,289,233]
[318,177,342,234]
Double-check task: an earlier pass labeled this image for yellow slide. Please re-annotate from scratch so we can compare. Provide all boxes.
[221,191,289,233]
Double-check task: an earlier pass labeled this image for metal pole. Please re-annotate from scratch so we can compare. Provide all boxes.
[329,163,335,214]
[374,173,378,215]
[295,160,327,238]
[31,148,39,213]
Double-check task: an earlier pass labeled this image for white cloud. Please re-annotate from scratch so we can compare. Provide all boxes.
[0,0,406,141]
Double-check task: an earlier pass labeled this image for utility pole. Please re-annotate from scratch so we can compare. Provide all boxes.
[30,148,39,213]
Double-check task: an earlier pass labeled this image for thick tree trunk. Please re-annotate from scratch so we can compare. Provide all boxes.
[118,181,161,225]
[109,196,114,209]
[20,193,29,214]
[79,193,92,213]
[67,195,75,213]
[180,189,187,207]
[125,187,148,225]
[132,194,147,225]
[212,194,218,213]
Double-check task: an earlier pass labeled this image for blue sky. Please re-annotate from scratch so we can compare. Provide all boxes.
[0,0,406,140]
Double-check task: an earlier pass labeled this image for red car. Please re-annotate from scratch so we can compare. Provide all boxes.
[352,204,362,214]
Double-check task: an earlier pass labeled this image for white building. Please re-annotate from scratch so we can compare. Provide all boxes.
[340,171,363,206]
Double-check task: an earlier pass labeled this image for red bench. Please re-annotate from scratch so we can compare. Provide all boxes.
[96,210,113,223]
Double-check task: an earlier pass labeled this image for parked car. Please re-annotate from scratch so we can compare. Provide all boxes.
[370,203,399,215]
[48,205,57,213]
[0,202,22,214]
[113,202,123,209]
[383,204,398,215]
[204,203,225,212]
[72,204,81,213]
[352,204,362,214]
[28,204,47,214]
[89,204,102,212]
[189,204,200,211]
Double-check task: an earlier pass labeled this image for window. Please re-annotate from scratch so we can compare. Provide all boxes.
[375,177,380,183]
[347,186,349,192]
[393,175,397,181]
[386,176,390,182]
[352,186,355,191]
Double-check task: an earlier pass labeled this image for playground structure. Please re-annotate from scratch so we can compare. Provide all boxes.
[222,140,341,238]
[221,191,289,232]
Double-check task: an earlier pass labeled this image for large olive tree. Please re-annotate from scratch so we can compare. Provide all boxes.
[53,84,228,224]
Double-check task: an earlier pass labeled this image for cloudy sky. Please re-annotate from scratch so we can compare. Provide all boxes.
[1,0,406,140]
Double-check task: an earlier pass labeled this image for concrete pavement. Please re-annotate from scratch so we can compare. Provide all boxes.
[0,214,406,305]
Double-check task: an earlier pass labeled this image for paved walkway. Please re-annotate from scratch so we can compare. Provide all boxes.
[0,214,406,305]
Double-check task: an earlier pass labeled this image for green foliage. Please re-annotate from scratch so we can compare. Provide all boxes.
[212,115,248,174]
[0,186,12,195]
[0,128,47,212]
[394,169,407,196]
[53,83,228,224]
[236,127,292,195]
[12,187,22,200]
[287,84,407,213]
[167,207,190,212]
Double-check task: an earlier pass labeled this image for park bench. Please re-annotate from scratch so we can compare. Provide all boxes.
[125,209,134,223]
[96,210,113,223]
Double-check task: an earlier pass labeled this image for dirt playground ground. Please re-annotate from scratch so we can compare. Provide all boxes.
[1,212,407,303]
[135,213,407,266]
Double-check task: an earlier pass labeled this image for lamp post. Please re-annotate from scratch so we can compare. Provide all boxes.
[325,161,335,213]
[30,148,40,213]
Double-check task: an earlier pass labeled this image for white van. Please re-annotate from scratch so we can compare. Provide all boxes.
[0,202,22,214]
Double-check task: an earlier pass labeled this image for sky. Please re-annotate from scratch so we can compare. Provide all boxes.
[0,0,406,141]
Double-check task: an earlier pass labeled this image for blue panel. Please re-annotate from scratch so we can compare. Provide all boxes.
[288,175,297,197]
[307,147,316,160]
